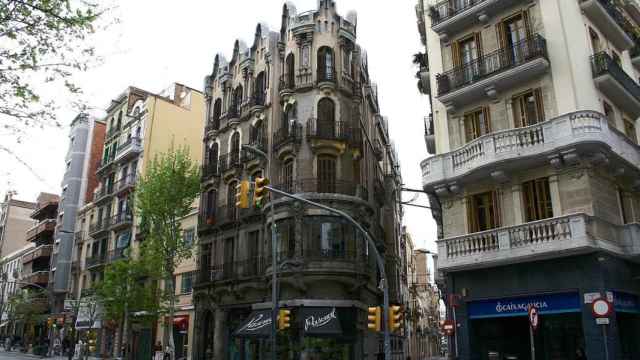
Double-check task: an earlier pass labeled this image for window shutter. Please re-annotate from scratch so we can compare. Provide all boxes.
[523,181,535,221]
[534,88,545,123]
[482,107,492,133]
[467,196,478,233]
[452,41,462,68]
[492,189,502,228]
[474,32,483,59]
[523,10,532,39]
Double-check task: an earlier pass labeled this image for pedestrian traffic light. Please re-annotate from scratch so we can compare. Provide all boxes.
[367,306,381,332]
[388,305,403,332]
[253,177,270,208]
[47,318,53,327]
[278,309,291,330]
[235,180,250,209]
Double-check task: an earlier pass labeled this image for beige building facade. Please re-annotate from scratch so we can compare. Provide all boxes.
[0,194,36,258]
[417,0,640,358]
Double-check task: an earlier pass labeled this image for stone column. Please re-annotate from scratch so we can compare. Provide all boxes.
[213,308,226,360]
[548,175,563,217]
[511,183,524,224]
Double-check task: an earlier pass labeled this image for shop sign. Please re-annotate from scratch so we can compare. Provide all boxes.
[468,292,580,319]
[235,310,272,337]
[613,291,640,314]
[299,307,342,335]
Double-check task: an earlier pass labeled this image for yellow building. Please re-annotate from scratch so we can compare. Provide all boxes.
[71,83,204,359]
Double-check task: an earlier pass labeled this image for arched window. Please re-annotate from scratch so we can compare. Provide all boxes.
[282,158,294,193]
[230,132,240,165]
[213,98,222,130]
[232,86,243,116]
[317,98,335,137]
[116,111,123,129]
[317,47,334,82]
[286,53,295,88]
[207,143,219,173]
[317,155,336,193]
[203,189,216,222]
[251,120,265,148]
[255,72,266,105]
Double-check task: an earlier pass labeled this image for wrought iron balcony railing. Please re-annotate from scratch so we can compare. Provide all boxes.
[270,178,357,197]
[273,122,303,151]
[306,118,353,142]
[430,0,486,26]
[201,163,220,180]
[591,51,640,102]
[436,34,548,96]
[218,152,242,173]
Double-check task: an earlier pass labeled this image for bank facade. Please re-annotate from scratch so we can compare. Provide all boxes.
[416,0,640,358]
[194,1,405,359]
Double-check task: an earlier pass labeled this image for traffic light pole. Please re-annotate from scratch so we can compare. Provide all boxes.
[264,185,391,360]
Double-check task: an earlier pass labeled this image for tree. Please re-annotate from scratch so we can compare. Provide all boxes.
[0,0,114,161]
[95,258,159,359]
[7,288,48,345]
[135,146,200,360]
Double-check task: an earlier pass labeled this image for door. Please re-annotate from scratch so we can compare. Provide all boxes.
[454,35,480,85]
[500,12,531,65]
[317,155,337,193]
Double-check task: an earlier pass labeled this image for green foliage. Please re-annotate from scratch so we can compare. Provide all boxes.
[0,0,114,139]
[94,258,160,324]
[136,146,201,275]
[7,288,48,324]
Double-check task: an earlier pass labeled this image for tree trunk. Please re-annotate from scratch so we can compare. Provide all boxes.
[166,265,176,360]
[118,312,125,359]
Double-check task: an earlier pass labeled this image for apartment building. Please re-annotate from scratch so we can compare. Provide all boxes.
[417,0,640,358]
[0,194,36,258]
[50,114,106,312]
[71,83,204,359]
[0,243,35,336]
[194,1,404,359]
[21,193,59,291]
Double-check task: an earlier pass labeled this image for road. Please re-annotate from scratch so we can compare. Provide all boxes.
[0,351,68,360]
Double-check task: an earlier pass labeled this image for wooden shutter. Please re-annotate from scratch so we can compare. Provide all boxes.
[534,88,545,124]
[536,178,553,219]
[318,155,336,193]
[523,9,532,39]
[492,189,502,228]
[467,196,478,233]
[452,41,462,68]
[473,32,483,59]
[523,180,535,221]
[464,114,475,143]
[496,21,507,50]
[482,107,492,133]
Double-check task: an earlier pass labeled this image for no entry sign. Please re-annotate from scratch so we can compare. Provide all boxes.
[592,299,613,318]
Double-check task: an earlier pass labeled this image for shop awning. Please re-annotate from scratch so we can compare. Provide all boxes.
[234,310,272,337]
[300,307,342,336]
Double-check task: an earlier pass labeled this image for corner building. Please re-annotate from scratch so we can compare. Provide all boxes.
[416,0,640,359]
[194,1,404,359]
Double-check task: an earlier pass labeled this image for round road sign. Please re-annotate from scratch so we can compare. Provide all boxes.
[528,306,539,331]
[592,299,612,318]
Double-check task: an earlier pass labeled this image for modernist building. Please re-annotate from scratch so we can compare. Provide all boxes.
[72,83,204,359]
[194,1,404,359]
[417,0,640,358]
[50,114,105,312]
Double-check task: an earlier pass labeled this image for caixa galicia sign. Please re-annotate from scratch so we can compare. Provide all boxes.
[468,292,580,319]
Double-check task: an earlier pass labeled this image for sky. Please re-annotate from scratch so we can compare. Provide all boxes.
[0,0,437,252]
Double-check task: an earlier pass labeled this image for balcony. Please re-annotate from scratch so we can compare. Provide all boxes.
[108,247,128,262]
[26,219,56,242]
[21,271,49,286]
[88,218,110,237]
[249,92,266,113]
[306,119,353,142]
[81,288,96,297]
[201,163,220,181]
[437,213,640,271]
[591,52,640,118]
[115,174,136,194]
[296,68,314,89]
[31,200,58,220]
[279,74,295,96]
[420,110,640,192]
[96,155,115,175]
[22,245,53,264]
[198,257,266,284]
[425,114,435,154]
[218,152,242,173]
[580,0,635,51]
[110,212,133,230]
[85,253,107,269]
[94,185,114,204]
[273,122,303,153]
[429,0,521,40]
[436,35,549,110]
[271,179,358,198]
[114,137,143,162]
[317,70,337,91]
[74,231,85,244]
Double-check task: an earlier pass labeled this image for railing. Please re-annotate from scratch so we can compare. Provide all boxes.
[271,178,357,197]
[94,184,114,201]
[115,174,136,191]
[297,67,314,87]
[105,126,120,139]
[74,231,85,243]
[203,257,267,283]
[201,163,219,180]
[116,137,142,154]
[279,74,296,92]
[97,155,116,171]
[22,245,53,264]
[218,152,242,173]
[205,205,238,225]
[88,218,110,235]
[421,110,640,187]
[591,51,640,101]
[22,271,49,285]
[436,34,548,96]
[273,122,303,151]
[303,249,359,261]
[317,69,337,83]
[340,72,355,93]
[108,247,128,262]
[226,105,240,120]
[205,119,220,133]
[306,118,352,142]
[430,0,486,26]
[26,219,56,241]
[110,212,133,228]
[85,253,107,268]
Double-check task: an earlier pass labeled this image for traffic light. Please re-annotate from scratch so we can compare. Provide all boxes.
[47,318,53,328]
[253,177,270,208]
[367,306,381,332]
[278,309,291,330]
[235,180,250,209]
[388,305,403,332]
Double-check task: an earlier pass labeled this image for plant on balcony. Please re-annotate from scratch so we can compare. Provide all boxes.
[135,146,200,360]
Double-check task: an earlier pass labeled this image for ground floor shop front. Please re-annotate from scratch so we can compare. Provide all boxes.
[443,254,640,360]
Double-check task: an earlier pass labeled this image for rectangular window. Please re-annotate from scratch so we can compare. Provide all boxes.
[317,155,337,193]
[623,118,637,144]
[522,177,553,221]
[512,89,544,127]
[463,107,491,143]
[467,191,501,233]
[183,228,195,247]
[180,272,194,294]
[282,159,294,193]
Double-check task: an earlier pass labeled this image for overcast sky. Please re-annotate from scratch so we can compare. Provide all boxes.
[0,0,436,251]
